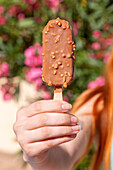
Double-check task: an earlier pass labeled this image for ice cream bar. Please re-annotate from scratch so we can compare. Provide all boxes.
[42,18,76,99]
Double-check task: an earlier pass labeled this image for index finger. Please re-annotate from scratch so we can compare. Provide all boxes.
[19,100,72,117]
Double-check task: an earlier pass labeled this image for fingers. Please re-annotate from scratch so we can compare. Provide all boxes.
[25,125,80,143]
[25,113,78,130]
[23,135,76,158]
[18,100,72,117]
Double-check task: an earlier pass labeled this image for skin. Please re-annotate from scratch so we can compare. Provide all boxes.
[13,98,94,170]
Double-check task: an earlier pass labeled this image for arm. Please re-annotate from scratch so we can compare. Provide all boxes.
[13,100,80,170]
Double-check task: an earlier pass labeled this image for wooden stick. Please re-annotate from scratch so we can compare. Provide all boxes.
[54,87,63,100]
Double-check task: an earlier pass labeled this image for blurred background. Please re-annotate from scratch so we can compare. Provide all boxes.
[0,0,113,169]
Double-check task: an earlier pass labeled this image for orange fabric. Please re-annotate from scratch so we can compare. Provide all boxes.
[71,51,113,170]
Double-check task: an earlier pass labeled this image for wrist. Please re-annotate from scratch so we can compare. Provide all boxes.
[27,151,49,170]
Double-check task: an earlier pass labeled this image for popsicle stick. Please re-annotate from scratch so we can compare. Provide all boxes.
[54,87,63,100]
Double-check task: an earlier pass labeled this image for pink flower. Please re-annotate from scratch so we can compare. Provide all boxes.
[0,5,4,15]
[26,68,42,82]
[34,78,42,88]
[104,52,111,63]
[34,43,43,56]
[88,76,105,89]
[8,5,20,17]
[1,62,10,76]
[18,13,25,20]
[24,43,43,67]
[73,22,81,35]
[2,34,9,41]
[24,0,36,5]
[24,46,34,58]
[46,0,60,12]
[43,92,51,100]
[33,2,41,10]
[92,30,101,39]
[63,96,69,102]
[104,38,113,46]
[3,93,13,101]
[88,53,95,59]
[91,42,101,50]
[0,16,6,25]
[0,70,2,77]
[35,17,43,24]
[1,84,15,101]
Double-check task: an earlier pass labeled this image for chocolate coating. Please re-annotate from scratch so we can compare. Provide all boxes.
[42,18,75,88]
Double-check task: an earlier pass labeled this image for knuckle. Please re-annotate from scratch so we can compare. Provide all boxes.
[46,140,54,148]
[41,127,50,139]
[64,127,71,135]
[40,114,48,126]
[23,144,33,157]
[32,101,42,112]
[17,135,24,145]
[13,120,25,132]
[61,115,71,125]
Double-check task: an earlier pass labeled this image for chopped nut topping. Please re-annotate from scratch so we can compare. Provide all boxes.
[51,52,55,55]
[65,72,68,75]
[63,76,66,82]
[58,62,62,65]
[45,31,47,34]
[68,41,72,44]
[51,33,56,36]
[62,26,66,30]
[67,25,70,29]
[68,72,71,77]
[49,24,53,28]
[62,54,66,58]
[54,64,58,69]
[61,50,63,53]
[67,64,70,67]
[73,45,76,48]
[67,54,71,58]
[61,74,63,77]
[48,81,52,86]
[67,38,70,40]
[47,27,49,32]
[58,22,62,26]
[42,76,44,81]
[72,42,74,45]
[63,82,67,88]
[52,55,56,59]
[61,65,64,68]
[42,53,44,56]
[54,70,57,75]
[55,20,59,24]
[55,39,59,43]
[73,56,75,60]
[55,51,58,53]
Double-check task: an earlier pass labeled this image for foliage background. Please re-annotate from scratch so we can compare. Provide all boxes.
[0,0,113,169]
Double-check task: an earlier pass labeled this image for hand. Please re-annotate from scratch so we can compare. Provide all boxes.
[13,100,80,170]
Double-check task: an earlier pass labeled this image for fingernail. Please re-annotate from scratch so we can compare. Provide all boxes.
[71,116,78,123]
[77,119,83,130]
[62,103,72,110]
[72,125,81,131]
